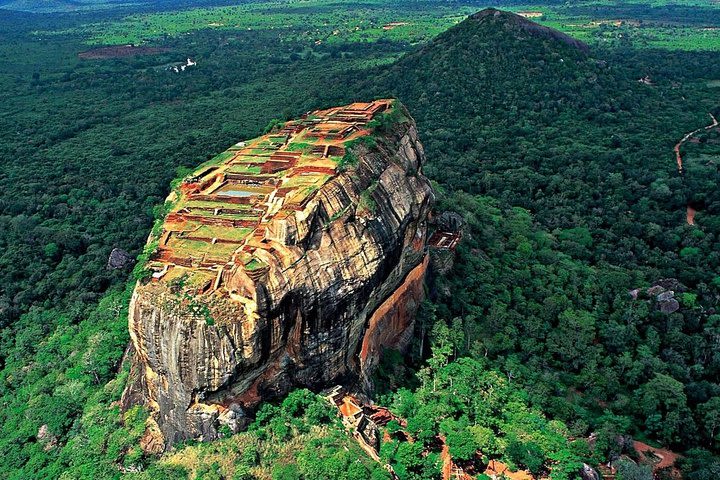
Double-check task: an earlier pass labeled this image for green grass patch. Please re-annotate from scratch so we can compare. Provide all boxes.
[227,164,262,174]
[358,181,378,214]
[168,238,239,258]
[194,225,253,242]
[286,141,315,152]
[245,258,267,271]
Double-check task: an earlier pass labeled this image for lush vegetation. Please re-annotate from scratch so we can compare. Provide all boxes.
[333,9,720,475]
[2,0,720,479]
[378,324,590,479]
[21,0,720,52]
[136,389,392,480]
[0,6,413,479]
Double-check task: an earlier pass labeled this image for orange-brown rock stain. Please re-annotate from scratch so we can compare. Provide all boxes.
[359,254,429,372]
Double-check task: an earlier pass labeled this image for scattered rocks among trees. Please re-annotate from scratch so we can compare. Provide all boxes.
[106,248,135,270]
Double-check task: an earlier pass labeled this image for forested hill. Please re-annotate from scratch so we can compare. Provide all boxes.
[349,7,719,288]
[469,8,590,53]
[324,7,720,474]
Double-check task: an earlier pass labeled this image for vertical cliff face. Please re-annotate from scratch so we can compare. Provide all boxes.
[121,100,434,449]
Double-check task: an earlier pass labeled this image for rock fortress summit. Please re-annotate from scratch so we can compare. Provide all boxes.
[121,100,435,451]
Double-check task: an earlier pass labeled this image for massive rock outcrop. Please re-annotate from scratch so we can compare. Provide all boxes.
[121,100,434,449]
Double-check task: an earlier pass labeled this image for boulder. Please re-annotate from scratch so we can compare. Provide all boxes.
[647,285,666,297]
[628,279,685,314]
[580,463,601,480]
[107,248,135,270]
[656,290,680,314]
[658,297,680,314]
[436,211,464,233]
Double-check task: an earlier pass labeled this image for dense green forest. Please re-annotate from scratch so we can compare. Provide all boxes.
[0,7,412,478]
[337,10,720,476]
[1,1,720,479]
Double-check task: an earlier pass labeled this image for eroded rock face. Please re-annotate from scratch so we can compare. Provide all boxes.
[122,102,434,449]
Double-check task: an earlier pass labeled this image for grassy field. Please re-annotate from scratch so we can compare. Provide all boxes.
[517,1,720,50]
[48,0,474,46]
[0,0,139,13]
[35,0,720,51]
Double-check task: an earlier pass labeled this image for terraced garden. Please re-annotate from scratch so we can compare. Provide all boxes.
[148,99,394,295]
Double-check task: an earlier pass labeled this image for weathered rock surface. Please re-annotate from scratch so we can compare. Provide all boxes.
[436,211,464,233]
[107,247,135,270]
[656,291,680,314]
[122,103,434,449]
[580,463,601,480]
[628,278,685,314]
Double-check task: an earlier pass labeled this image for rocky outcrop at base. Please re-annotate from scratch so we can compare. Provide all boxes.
[629,278,686,314]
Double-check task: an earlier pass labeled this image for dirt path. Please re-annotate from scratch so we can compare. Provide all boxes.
[674,113,718,173]
[440,436,477,480]
[633,440,681,473]
[673,113,718,225]
[441,441,452,480]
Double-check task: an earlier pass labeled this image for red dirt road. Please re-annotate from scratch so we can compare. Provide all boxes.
[673,113,718,225]
[674,113,718,174]
[633,440,681,474]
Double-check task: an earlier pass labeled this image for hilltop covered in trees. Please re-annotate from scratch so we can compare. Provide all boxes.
[323,8,720,476]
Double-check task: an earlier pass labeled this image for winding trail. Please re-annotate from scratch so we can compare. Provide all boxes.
[673,113,718,225]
